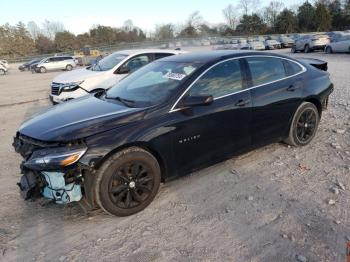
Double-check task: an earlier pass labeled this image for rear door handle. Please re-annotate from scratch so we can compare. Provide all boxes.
[235,99,250,107]
[287,85,299,92]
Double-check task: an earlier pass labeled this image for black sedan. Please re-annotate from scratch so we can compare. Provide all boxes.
[13,51,333,216]
[18,58,42,71]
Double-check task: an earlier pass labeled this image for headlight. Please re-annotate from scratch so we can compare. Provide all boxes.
[61,81,84,91]
[24,146,87,170]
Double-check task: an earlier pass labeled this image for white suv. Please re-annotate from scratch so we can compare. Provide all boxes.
[35,56,77,73]
[50,49,185,104]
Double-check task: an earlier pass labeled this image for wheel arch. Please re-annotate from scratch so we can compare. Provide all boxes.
[304,97,322,117]
[95,141,168,182]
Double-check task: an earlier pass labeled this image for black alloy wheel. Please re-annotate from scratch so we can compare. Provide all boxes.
[285,102,320,147]
[295,108,317,143]
[95,147,161,216]
[108,161,154,209]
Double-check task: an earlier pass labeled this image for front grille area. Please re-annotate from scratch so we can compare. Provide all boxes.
[51,82,61,95]
[13,133,59,159]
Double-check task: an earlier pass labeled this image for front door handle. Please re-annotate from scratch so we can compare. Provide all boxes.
[235,99,250,107]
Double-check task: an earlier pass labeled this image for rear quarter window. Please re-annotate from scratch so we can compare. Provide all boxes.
[283,60,303,76]
[246,57,286,86]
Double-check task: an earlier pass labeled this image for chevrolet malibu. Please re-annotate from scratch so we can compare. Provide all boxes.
[13,51,333,216]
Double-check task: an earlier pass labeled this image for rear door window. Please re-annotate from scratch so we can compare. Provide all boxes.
[154,53,174,60]
[246,57,286,86]
[123,54,151,73]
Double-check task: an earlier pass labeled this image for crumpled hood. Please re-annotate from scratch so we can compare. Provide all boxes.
[52,68,107,83]
[19,95,145,142]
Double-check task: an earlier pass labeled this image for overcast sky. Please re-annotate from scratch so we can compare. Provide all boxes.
[1,0,303,34]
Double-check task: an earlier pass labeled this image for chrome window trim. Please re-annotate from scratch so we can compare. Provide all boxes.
[169,55,306,113]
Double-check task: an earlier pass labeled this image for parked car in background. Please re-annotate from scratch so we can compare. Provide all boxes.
[292,34,330,53]
[0,62,8,75]
[0,60,9,69]
[278,36,294,48]
[264,39,281,50]
[238,38,249,49]
[247,41,265,50]
[13,50,333,216]
[33,56,77,73]
[49,49,185,104]
[325,34,350,53]
[18,58,42,71]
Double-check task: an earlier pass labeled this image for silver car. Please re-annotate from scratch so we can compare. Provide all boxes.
[292,34,330,53]
[325,34,350,53]
[34,56,77,73]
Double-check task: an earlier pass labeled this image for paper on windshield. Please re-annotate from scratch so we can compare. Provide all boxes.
[163,72,187,81]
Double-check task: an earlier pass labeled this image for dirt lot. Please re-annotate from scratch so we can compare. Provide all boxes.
[0,49,349,262]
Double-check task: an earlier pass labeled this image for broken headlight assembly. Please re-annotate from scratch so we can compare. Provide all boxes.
[24,145,87,171]
[61,81,84,92]
[18,145,87,203]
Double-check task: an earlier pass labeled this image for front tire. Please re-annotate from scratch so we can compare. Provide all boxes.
[95,147,161,216]
[66,64,73,71]
[291,46,297,53]
[40,66,47,73]
[0,69,5,75]
[285,102,320,147]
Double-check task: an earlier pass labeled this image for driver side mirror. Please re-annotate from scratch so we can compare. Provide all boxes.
[178,95,213,108]
[116,67,130,74]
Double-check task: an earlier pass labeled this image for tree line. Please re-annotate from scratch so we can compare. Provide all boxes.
[0,0,349,58]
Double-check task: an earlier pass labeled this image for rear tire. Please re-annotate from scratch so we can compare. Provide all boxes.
[284,102,320,147]
[304,45,310,53]
[40,66,47,73]
[0,69,5,75]
[325,46,332,54]
[95,147,161,216]
[66,64,73,71]
[291,46,297,53]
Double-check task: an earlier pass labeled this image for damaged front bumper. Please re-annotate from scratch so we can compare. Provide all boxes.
[13,134,87,204]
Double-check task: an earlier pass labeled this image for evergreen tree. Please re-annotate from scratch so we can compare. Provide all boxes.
[275,9,298,33]
[314,1,332,31]
[297,2,316,32]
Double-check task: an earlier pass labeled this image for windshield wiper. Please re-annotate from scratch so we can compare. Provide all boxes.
[105,95,135,107]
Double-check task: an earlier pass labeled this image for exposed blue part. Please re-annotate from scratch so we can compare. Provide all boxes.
[41,172,82,204]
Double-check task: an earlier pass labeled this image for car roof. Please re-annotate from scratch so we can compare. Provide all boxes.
[159,50,286,64]
[113,49,185,56]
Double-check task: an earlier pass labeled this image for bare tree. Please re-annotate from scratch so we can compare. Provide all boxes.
[42,20,65,40]
[263,1,284,28]
[222,4,238,29]
[186,11,203,30]
[155,23,175,39]
[239,0,260,15]
[123,19,134,32]
[27,21,41,40]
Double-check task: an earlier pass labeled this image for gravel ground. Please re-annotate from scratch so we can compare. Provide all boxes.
[0,49,349,262]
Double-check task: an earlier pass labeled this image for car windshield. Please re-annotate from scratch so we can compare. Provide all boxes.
[105,61,202,107]
[89,53,128,71]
